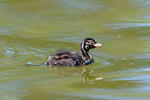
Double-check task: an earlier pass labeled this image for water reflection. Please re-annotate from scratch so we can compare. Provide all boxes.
[47,66,103,83]
[46,65,144,90]
[82,67,103,84]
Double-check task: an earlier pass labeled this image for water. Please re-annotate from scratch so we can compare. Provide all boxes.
[0,0,150,100]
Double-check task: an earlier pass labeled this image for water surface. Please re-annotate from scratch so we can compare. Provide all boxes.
[0,0,150,100]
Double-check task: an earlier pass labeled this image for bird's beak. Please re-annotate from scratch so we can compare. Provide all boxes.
[94,43,102,47]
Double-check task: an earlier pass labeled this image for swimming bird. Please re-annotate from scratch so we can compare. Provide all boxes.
[45,38,102,66]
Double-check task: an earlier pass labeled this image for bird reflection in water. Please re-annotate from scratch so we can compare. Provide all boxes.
[47,66,103,84]
[82,67,103,84]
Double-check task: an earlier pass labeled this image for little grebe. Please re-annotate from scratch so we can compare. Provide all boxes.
[45,38,102,66]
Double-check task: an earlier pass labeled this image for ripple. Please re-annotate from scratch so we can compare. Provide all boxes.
[109,23,150,29]
[3,47,15,56]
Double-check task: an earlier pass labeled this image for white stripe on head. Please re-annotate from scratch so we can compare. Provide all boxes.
[81,40,85,50]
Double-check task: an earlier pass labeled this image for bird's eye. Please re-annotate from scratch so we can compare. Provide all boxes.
[85,40,94,45]
[89,41,94,45]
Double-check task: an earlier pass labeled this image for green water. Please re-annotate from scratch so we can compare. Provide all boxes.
[0,0,150,100]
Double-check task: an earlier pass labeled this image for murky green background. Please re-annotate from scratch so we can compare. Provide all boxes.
[0,0,150,100]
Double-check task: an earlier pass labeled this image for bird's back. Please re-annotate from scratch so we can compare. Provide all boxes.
[46,50,83,66]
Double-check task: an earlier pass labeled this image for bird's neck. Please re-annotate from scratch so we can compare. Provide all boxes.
[81,48,94,65]
[81,48,92,60]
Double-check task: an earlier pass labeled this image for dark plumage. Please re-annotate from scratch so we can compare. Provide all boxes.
[45,38,102,66]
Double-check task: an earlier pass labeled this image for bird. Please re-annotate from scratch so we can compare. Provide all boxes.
[45,38,102,67]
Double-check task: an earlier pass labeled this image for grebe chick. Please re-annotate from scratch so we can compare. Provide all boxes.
[45,38,102,66]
